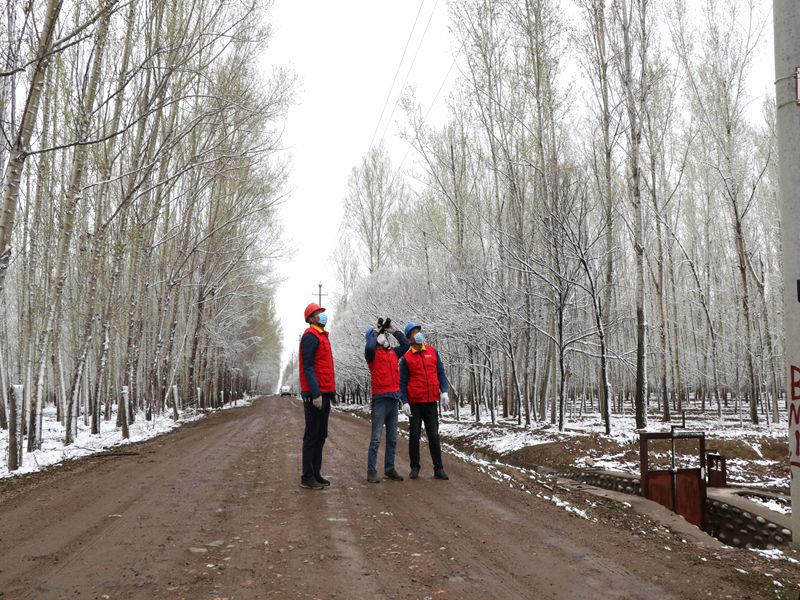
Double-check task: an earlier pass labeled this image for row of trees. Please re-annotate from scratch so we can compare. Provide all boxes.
[0,0,289,470]
[330,0,782,433]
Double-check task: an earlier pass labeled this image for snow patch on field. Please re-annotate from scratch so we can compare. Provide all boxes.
[433,408,791,492]
[750,548,800,564]
[438,421,551,453]
[338,402,791,492]
[442,442,591,521]
[0,398,252,479]
[742,495,792,516]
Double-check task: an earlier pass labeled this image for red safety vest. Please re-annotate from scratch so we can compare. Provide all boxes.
[405,344,440,403]
[368,346,400,396]
[299,326,335,393]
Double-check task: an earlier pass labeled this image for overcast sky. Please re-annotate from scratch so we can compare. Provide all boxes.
[259,0,776,380]
[260,1,456,371]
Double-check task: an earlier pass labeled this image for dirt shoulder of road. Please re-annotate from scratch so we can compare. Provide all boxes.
[0,397,798,600]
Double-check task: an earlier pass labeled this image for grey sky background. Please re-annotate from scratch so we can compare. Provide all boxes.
[261,1,455,372]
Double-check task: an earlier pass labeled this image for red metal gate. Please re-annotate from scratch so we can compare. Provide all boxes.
[640,431,707,530]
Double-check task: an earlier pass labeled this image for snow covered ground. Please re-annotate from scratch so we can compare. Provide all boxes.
[0,398,251,479]
[5,398,791,508]
[447,409,790,490]
[339,402,792,496]
[744,494,793,515]
[340,401,798,567]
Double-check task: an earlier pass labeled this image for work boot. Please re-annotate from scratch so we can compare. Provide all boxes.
[367,471,381,483]
[409,467,420,479]
[384,469,404,481]
[434,468,449,480]
[315,475,331,487]
[300,476,324,489]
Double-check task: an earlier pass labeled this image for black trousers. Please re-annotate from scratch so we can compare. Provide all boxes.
[302,394,332,479]
[409,401,443,470]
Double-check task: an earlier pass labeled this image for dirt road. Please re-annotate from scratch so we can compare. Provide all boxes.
[0,396,781,599]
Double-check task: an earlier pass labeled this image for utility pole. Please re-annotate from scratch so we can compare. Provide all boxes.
[313,282,328,306]
[773,0,800,548]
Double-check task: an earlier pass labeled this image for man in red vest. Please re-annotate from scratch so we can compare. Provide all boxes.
[364,318,410,483]
[298,303,335,489]
[399,322,450,480]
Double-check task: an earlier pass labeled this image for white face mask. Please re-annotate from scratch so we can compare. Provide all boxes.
[376,333,389,348]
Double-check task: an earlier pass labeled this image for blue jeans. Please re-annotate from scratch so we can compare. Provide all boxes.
[367,397,399,474]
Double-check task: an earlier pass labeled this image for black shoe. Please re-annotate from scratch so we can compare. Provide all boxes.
[315,475,331,486]
[300,476,324,489]
[384,469,404,481]
[367,471,381,483]
[434,468,449,480]
[409,467,420,479]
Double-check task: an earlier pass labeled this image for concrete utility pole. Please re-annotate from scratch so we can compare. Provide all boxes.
[313,282,328,306]
[773,0,800,548]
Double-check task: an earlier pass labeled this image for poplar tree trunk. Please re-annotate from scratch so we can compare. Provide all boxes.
[618,0,648,429]
[43,5,113,448]
[733,215,759,424]
[0,0,63,293]
[591,0,616,430]
[7,385,22,471]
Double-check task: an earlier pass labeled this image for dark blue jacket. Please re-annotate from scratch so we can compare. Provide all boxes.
[300,331,323,399]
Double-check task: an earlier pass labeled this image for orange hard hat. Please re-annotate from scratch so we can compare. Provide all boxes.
[304,302,325,322]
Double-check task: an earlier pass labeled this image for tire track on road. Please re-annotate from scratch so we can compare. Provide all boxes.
[0,396,772,600]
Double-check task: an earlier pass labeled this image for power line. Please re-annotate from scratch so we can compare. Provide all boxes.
[344,0,430,247]
[378,0,441,144]
[367,0,427,154]
[390,42,464,186]
[422,42,463,129]
[347,1,456,244]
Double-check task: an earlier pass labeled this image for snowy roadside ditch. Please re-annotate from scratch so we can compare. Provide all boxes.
[0,397,252,480]
[340,404,593,521]
[444,442,593,521]
[436,433,800,569]
[338,403,793,530]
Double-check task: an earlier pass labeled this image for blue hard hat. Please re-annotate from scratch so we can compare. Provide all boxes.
[364,326,375,340]
[404,322,421,338]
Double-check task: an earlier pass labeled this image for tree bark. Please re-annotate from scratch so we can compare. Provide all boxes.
[0,0,63,293]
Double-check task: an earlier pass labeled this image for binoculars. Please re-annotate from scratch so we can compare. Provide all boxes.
[376,317,392,334]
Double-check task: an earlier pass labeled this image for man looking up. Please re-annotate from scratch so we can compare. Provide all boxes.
[399,322,450,480]
[364,318,410,483]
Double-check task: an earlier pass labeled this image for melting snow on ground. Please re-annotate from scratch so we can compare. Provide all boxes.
[0,398,251,479]
[338,403,791,492]
[751,548,800,564]
[743,495,792,515]
[438,421,552,453]
[442,442,592,521]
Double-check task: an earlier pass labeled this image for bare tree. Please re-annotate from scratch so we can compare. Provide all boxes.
[612,0,650,429]
[344,143,406,274]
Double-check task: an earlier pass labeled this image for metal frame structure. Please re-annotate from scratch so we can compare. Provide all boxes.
[640,429,707,530]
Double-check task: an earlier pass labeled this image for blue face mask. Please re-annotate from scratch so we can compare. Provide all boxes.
[414,332,425,345]
[317,312,328,326]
